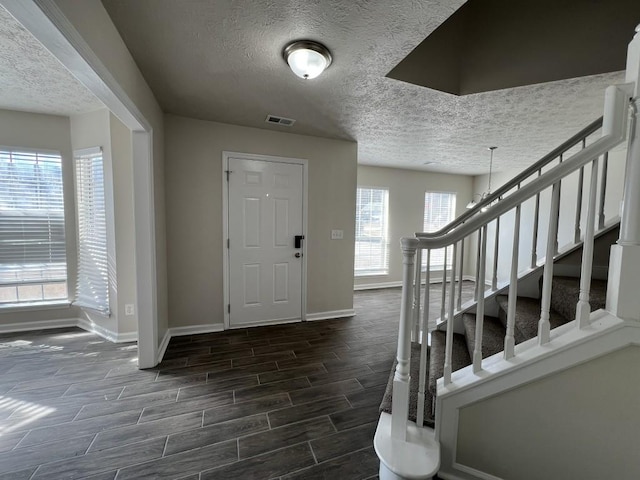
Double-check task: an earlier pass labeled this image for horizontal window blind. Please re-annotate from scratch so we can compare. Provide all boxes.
[423,192,456,269]
[0,149,67,301]
[355,187,389,276]
[74,147,110,315]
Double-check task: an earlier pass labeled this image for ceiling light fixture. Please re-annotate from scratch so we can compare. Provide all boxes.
[467,146,497,210]
[283,40,332,80]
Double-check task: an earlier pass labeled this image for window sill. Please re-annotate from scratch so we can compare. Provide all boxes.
[355,272,389,278]
[0,300,71,313]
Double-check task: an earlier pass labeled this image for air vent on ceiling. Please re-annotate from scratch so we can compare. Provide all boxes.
[266,114,296,127]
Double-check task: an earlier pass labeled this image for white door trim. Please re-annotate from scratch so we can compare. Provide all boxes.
[2,0,158,368]
[222,151,308,330]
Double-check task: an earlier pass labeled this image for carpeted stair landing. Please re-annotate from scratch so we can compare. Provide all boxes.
[379,276,607,427]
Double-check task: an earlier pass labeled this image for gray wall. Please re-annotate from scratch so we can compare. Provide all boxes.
[456,346,640,480]
[355,165,474,288]
[164,114,358,328]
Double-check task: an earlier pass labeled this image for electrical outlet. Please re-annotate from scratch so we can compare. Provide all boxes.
[331,229,343,240]
[125,304,135,316]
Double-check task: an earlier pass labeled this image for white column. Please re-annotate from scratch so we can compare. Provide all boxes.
[391,237,419,441]
[607,25,640,321]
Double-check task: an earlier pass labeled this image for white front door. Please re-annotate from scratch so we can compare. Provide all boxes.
[227,155,304,328]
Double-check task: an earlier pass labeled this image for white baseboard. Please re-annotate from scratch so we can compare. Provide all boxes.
[355,275,477,291]
[0,317,78,334]
[168,324,225,337]
[0,317,136,344]
[76,318,137,343]
[306,309,356,321]
[157,329,171,364]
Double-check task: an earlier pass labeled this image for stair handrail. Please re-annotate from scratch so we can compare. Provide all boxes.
[417,116,604,238]
[414,85,629,250]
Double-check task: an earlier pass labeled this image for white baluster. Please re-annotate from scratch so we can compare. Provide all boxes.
[457,239,465,311]
[412,249,422,342]
[492,217,500,290]
[474,229,482,301]
[504,205,521,360]
[443,242,458,385]
[538,182,561,345]
[598,152,608,230]
[473,225,488,373]
[575,163,585,243]
[576,157,600,328]
[391,238,419,440]
[416,250,431,427]
[440,246,448,320]
[531,170,541,268]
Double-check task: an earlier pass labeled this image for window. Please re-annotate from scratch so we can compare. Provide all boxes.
[423,192,456,268]
[74,147,110,315]
[355,187,389,276]
[0,149,68,305]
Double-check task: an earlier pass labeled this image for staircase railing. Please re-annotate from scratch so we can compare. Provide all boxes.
[389,83,631,442]
[418,116,604,240]
[411,116,611,329]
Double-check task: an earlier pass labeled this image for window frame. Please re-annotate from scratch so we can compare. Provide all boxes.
[0,146,69,307]
[354,186,390,277]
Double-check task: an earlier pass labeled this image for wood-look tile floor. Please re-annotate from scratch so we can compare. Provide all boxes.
[0,283,473,479]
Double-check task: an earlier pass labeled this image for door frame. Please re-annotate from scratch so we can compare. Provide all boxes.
[222,151,308,330]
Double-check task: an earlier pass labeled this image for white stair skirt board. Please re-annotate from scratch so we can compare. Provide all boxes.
[374,412,440,480]
[306,309,355,321]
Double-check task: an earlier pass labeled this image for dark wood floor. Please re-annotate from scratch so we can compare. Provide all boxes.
[0,284,471,479]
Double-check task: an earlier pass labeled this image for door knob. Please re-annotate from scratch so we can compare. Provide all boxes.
[295,252,302,258]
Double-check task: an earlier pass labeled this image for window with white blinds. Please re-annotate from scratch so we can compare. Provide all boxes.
[355,187,389,276]
[423,192,456,269]
[0,149,68,305]
[74,147,110,315]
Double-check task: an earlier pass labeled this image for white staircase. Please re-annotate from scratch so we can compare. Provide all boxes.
[375,24,640,480]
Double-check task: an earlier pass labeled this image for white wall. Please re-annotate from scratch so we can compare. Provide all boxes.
[456,346,640,480]
[0,109,77,326]
[355,165,473,288]
[164,114,358,329]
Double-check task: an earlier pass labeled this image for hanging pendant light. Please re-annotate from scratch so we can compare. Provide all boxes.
[466,146,497,210]
[283,40,332,80]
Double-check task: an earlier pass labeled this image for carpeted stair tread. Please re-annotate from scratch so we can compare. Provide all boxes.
[551,276,607,322]
[496,295,568,341]
[462,313,505,360]
[429,330,471,396]
[379,342,434,428]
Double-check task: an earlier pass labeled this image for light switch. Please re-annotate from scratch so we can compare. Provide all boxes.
[125,304,135,316]
[331,229,343,240]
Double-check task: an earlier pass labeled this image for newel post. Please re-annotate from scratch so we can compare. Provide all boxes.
[390,237,419,441]
[607,24,640,321]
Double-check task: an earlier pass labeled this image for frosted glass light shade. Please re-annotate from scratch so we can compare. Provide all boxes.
[284,40,332,80]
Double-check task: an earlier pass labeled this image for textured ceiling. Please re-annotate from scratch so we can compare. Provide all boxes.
[0,6,102,117]
[101,0,627,175]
